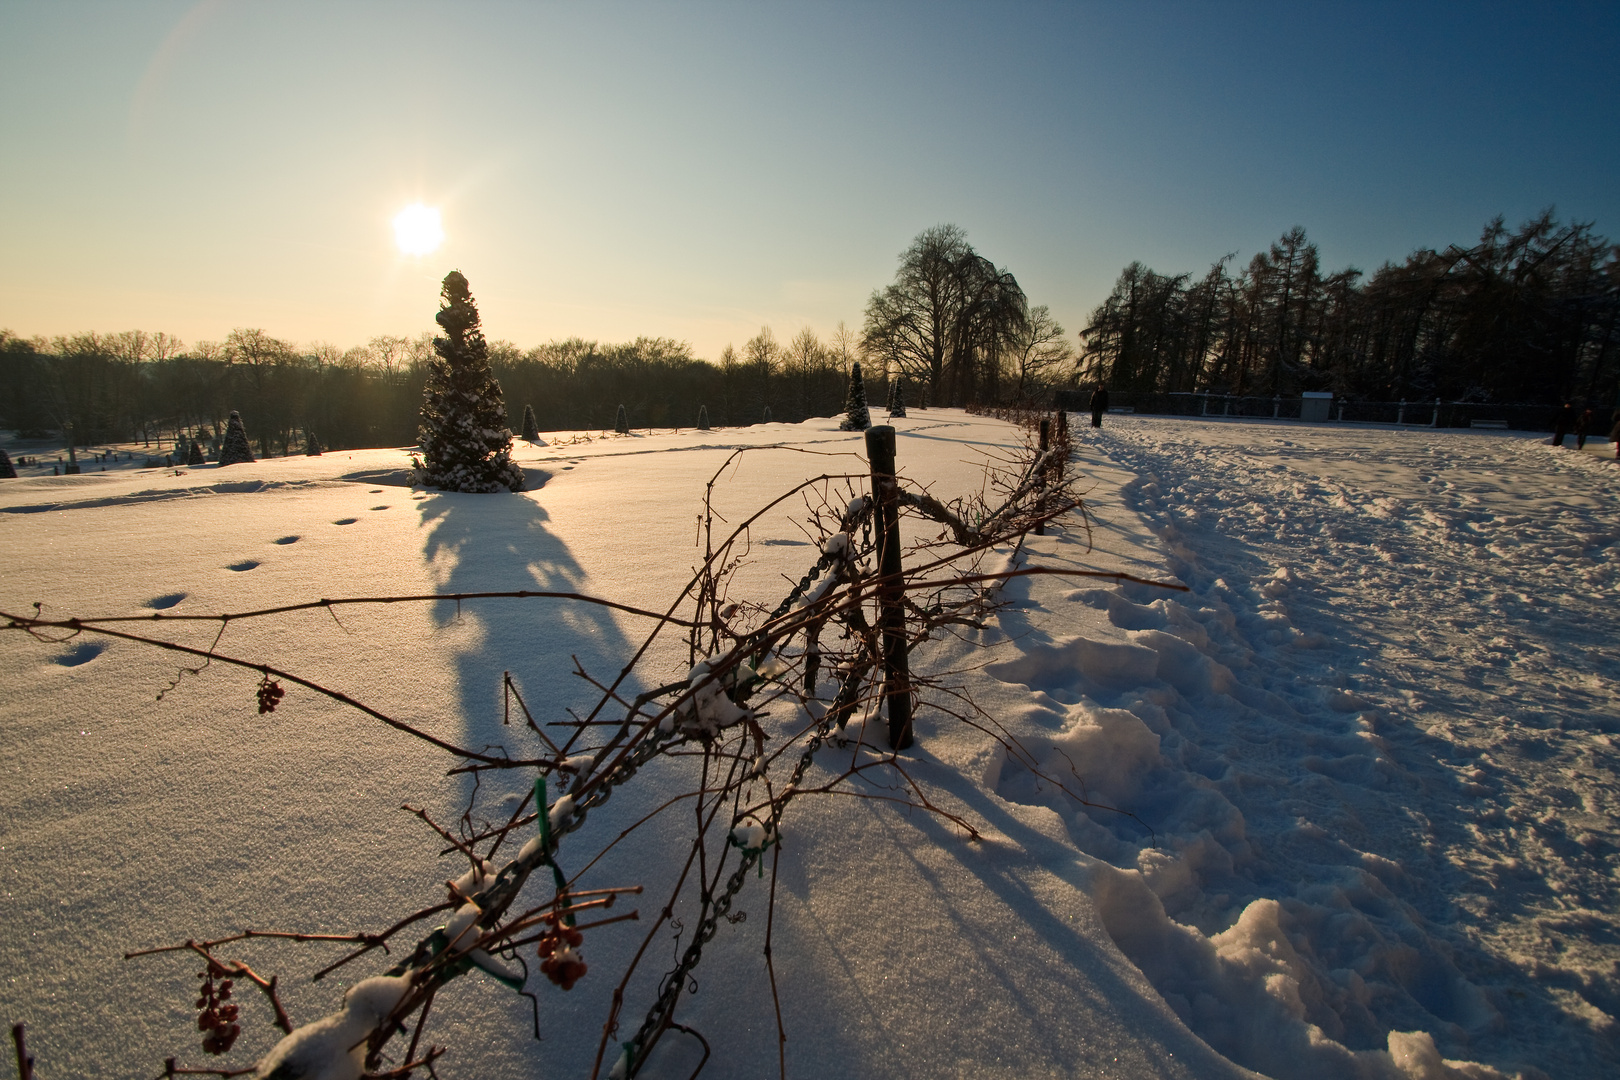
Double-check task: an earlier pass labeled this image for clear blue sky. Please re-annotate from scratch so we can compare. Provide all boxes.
[2,1,1616,361]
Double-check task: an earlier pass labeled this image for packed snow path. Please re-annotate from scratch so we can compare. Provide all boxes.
[1040,418,1618,1078]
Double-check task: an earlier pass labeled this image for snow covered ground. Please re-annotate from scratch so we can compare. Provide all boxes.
[1,413,1615,1079]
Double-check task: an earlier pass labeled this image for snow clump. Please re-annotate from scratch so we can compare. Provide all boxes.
[254,975,410,1080]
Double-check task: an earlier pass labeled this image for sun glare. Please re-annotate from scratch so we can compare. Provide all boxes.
[393,204,443,256]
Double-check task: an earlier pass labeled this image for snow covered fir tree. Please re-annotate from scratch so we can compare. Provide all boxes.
[218,413,254,466]
[520,404,540,443]
[887,377,907,418]
[416,271,524,493]
[840,361,870,431]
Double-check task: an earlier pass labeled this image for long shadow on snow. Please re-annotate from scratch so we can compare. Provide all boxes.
[418,479,642,809]
[778,743,1254,1078]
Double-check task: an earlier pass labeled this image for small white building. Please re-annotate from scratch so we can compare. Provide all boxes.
[1301,391,1333,422]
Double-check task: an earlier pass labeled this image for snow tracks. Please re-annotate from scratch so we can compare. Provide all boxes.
[980,420,1619,1080]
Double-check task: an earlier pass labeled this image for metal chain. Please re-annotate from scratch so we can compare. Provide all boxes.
[622,709,841,1075]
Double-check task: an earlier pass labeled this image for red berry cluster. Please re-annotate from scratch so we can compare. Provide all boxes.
[256,675,285,715]
[196,964,241,1054]
[537,913,587,991]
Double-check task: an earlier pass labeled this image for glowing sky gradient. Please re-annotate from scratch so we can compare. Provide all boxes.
[2,1,1617,361]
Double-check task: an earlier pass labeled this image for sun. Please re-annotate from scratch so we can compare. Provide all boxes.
[393,204,444,256]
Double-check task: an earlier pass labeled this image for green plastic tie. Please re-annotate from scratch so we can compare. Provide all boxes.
[535,774,575,926]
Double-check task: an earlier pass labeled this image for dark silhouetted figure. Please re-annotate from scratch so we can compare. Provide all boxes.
[1552,403,1574,446]
[1089,384,1109,428]
[1575,408,1593,450]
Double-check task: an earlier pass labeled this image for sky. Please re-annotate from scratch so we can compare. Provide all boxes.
[2,0,1617,362]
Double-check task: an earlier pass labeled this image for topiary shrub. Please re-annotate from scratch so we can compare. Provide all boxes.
[697,405,710,431]
[614,403,629,434]
[218,414,254,466]
[417,271,524,493]
[839,362,870,431]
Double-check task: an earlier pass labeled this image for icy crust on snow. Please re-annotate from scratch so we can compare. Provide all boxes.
[976,420,1616,1079]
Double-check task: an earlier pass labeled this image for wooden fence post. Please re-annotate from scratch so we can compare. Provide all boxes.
[864,425,913,751]
[1035,418,1051,536]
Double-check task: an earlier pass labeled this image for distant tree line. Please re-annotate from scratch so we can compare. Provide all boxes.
[0,324,886,452]
[1079,212,1620,406]
[1,224,1085,453]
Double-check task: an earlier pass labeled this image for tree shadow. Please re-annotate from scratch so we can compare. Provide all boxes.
[417,478,642,806]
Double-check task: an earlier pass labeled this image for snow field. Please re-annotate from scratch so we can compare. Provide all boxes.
[1,413,1613,1078]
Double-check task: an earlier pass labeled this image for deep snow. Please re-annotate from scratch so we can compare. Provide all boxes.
[1,413,1615,1079]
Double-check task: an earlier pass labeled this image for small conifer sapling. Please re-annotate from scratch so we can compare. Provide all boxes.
[417,271,524,492]
[0,449,15,479]
[696,405,710,431]
[218,413,254,466]
[521,404,541,443]
[614,404,629,434]
[304,430,322,456]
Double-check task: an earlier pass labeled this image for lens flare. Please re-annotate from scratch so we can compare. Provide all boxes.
[393,204,443,256]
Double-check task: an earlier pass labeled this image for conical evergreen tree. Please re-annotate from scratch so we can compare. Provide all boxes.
[0,449,15,479]
[304,429,322,456]
[521,404,540,442]
[762,406,772,423]
[418,271,524,492]
[696,405,710,431]
[218,413,253,465]
[614,403,629,434]
[887,378,907,418]
[840,362,870,431]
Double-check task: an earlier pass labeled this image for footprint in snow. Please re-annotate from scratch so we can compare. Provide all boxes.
[368,488,383,493]
[333,518,358,525]
[370,505,389,511]
[56,641,107,667]
[146,592,186,609]
[227,560,260,572]
[273,535,300,545]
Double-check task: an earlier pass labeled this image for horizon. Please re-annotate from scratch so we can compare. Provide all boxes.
[2,1,1617,361]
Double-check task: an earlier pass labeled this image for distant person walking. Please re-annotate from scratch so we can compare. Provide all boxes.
[1575,408,1593,450]
[1552,402,1575,446]
[1089,383,1109,428]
